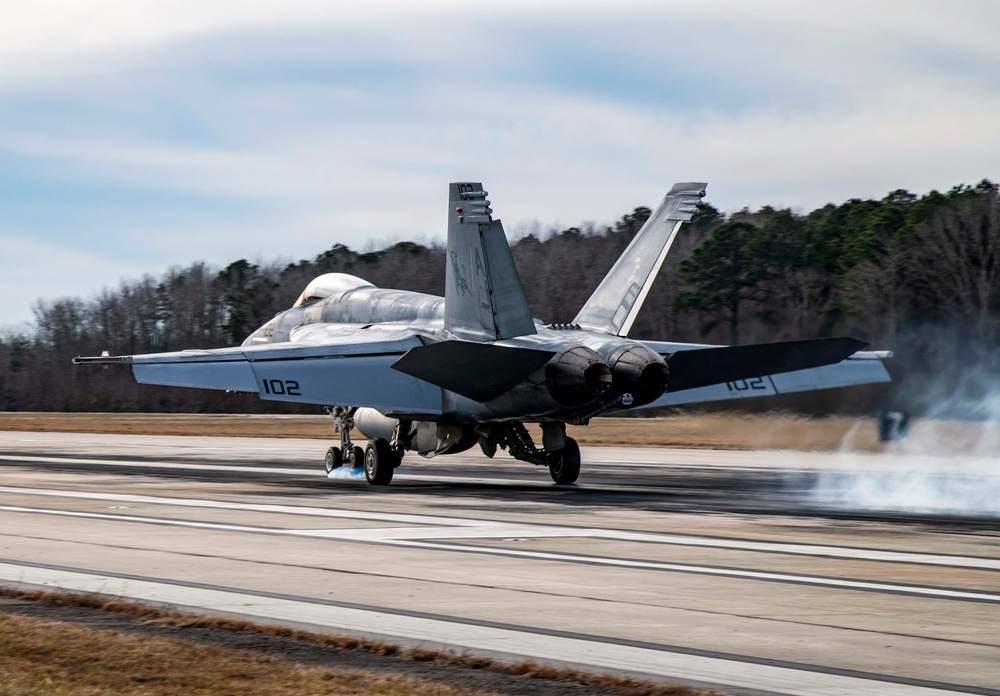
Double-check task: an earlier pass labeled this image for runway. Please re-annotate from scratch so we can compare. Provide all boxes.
[1,431,999,696]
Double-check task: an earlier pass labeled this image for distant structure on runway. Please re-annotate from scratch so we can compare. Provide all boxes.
[76,182,891,485]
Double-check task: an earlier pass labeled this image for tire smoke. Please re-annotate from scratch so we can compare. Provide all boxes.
[327,465,366,480]
[809,370,1000,516]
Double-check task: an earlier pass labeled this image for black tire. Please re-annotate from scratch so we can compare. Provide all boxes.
[365,439,395,485]
[351,445,365,468]
[324,446,342,473]
[548,437,581,485]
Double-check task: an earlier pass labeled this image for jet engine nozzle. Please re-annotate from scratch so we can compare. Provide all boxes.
[608,345,670,406]
[545,346,613,407]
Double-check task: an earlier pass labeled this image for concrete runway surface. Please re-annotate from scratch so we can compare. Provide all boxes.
[1,431,999,696]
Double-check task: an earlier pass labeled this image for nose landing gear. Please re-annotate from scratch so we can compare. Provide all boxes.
[325,407,407,485]
[324,407,366,472]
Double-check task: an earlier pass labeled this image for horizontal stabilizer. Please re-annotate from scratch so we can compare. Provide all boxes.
[666,337,867,393]
[392,340,554,402]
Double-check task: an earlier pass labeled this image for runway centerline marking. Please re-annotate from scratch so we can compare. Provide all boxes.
[0,560,984,696]
[2,503,999,604]
[2,485,999,570]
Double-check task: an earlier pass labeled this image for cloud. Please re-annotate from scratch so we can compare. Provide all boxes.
[0,234,153,331]
[0,1,998,324]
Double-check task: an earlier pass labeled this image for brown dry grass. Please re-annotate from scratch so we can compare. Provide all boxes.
[0,411,882,451]
[0,612,488,696]
[0,412,334,439]
[0,588,722,696]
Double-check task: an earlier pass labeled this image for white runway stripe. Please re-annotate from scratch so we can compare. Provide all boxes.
[2,502,997,603]
[2,485,999,570]
[386,539,1000,604]
[0,561,975,696]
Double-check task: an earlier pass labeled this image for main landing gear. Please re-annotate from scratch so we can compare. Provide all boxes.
[364,438,398,485]
[325,407,406,485]
[324,410,581,486]
[484,422,582,485]
[547,437,581,484]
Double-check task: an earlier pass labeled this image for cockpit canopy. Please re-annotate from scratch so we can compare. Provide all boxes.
[292,273,374,307]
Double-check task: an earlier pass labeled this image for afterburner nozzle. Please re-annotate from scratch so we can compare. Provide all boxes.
[608,345,670,406]
[546,346,612,407]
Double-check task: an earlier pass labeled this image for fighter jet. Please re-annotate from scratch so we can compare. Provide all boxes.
[75,182,891,485]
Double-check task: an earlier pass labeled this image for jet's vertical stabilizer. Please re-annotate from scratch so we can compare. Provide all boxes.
[573,182,707,336]
[445,182,536,341]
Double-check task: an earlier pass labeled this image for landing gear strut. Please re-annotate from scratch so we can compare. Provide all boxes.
[325,408,410,485]
[324,407,365,472]
[486,422,582,485]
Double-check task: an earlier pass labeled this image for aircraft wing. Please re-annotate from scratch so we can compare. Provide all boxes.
[74,327,445,416]
[630,339,891,409]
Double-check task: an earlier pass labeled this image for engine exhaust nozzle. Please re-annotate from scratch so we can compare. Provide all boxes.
[546,346,612,407]
[608,345,670,406]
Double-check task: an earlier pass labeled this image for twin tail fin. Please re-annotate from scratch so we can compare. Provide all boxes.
[573,182,707,336]
[445,182,536,341]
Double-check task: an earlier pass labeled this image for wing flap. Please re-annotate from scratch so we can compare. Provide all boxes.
[133,359,259,392]
[247,352,441,414]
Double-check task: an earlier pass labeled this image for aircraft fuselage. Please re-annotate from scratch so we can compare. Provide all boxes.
[244,283,669,424]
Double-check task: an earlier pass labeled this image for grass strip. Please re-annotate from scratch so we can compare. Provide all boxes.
[0,611,489,696]
[0,587,723,696]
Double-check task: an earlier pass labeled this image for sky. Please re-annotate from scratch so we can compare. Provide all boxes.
[1,0,998,328]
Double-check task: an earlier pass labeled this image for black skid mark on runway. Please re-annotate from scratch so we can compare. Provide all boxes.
[8,453,1000,532]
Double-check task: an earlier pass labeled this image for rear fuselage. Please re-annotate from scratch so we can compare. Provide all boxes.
[243,281,669,423]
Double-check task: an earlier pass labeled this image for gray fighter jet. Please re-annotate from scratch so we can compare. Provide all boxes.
[76,182,890,485]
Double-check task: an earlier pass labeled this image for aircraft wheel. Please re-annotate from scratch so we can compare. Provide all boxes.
[324,446,342,473]
[351,445,365,468]
[365,439,395,485]
[548,437,581,485]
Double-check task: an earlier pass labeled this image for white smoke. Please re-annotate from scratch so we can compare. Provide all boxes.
[326,465,366,480]
[809,367,1000,516]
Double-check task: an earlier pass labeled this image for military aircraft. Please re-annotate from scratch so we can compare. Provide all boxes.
[76,182,891,485]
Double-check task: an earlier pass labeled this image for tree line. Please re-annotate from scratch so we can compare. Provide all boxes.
[1,180,997,416]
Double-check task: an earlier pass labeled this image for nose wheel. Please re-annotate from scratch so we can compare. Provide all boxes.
[324,446,342,473]
[325,407,367,472]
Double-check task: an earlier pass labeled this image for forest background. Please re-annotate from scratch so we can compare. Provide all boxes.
[3,180,998,418]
